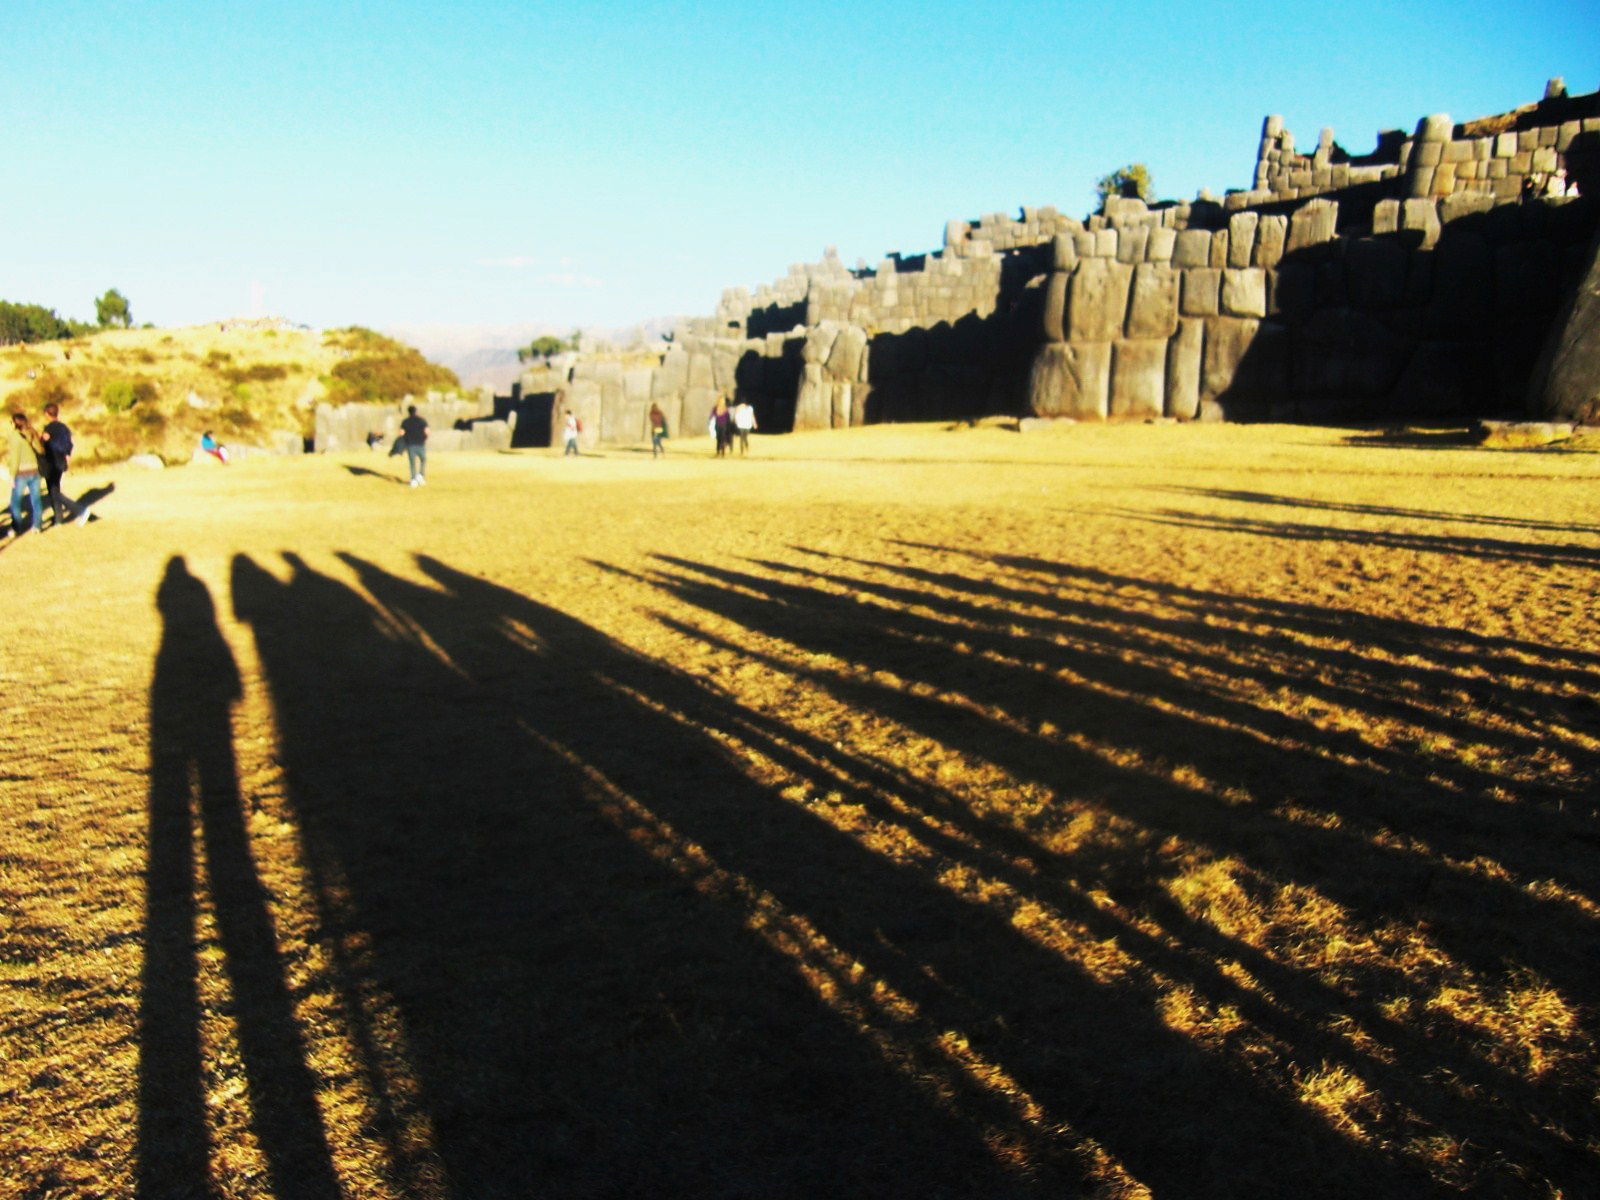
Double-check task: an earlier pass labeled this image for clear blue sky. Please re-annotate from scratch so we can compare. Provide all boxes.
[3,0,1595,332]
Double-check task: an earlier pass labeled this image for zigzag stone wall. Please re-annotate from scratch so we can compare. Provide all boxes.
[532,78,1600,441]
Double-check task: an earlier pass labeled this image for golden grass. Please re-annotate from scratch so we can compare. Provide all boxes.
[1,421,1597,1198]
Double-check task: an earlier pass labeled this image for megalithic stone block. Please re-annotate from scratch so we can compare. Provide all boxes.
[1111,339,1167,419]
[1180,268,1222,316]
[1528,229,1600,423]
[1067,258,1133,341]
[1286,198,1339,253]
[1041,270,1069,342]
[1052,233,1078,271]
[1227,212,1259,268]
[1253,215,1288,267]
[1027,342,1111,419]
[1173,228,1212,268]
[1166,318,1204,419]
[1221,268,1268,318]
[1126,263,1180,339]
[1202,316,1262,399]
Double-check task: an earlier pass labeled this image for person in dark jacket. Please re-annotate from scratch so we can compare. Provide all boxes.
[400,405,428,486]
[39,402,83,526]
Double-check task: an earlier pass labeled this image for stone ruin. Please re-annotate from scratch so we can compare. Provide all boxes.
[313,388,514,453]
[518,78,1600,443]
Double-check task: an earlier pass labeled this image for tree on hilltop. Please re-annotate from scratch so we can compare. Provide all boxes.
[517,330,581,363]
[96,288,132,329]
[1095,163,1153,211]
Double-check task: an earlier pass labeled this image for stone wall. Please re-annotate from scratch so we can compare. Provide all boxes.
[527,77,1600,442]
[315,389,511,453]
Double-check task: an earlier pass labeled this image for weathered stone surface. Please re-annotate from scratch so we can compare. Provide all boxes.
[1528,230,1600,423]
[681,385,719,438]
[1227,213,1260,268]
[1427,230,1493,335]
[1166,318,1204,419]
[1401,198,1442,249]
[826,325,869,381]
[1111,339,1167,418]
[1181,268,1222,317]
[1253,215,1288,268]
[687,351,715,389]
[1372,200,1401,236]
[1126,264,1180,339]
[1202,317,1261,399]
[1286,198,1339,253]
[1066,258,1133,341]
[1173,229,1212,268]
[1041,271,1069,342]
[557,379,604,449]
[1027,341,1111,419]
[1209,230,1231,268]
[1146,226,1177,262]
[1051,233,1078,271]
[1294,307,1412,402]
[1392,340,1492,415]
[1221,268,1268,318]
[1116,225,1149,264]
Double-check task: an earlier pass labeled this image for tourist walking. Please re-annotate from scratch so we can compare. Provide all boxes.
[733,400,757,456]
[7,411,45,536]
[711,399,733,458]
[39,402,82,526]
[563,410,581,456]
[400,405,428,486]
[648,402,668,457]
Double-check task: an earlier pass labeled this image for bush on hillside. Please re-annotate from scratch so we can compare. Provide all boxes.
[101,379,158,413]
[321,326,459,404]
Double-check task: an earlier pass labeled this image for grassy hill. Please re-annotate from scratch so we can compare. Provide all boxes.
[0,321,459,465]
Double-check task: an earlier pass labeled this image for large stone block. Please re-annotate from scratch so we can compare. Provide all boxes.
[825,324,869,381]
[1146,226,1177,262]
[1202,317,1261,399]
[1221,268,1268,317]
[1066,258,1133,341]
[1041,271,1069,342]
[1116,226,1149,264]
[1181,268,1222,316]
[1286,198,1339,253]
[1528,230,1600,423]
[1111,339,1167,418]
[1401,199,1442,249]
[1227,212,1259,268]
[1166,318,1204,419]
[1173,228,1212,268]
[1209,230,1231,268]
[1126,264,1180,338]
[1052,233,1078,271]
[1253,215,1288,268]
[1027,341,1111,419]
[681,385,718,438]
[1427,230,1493,335]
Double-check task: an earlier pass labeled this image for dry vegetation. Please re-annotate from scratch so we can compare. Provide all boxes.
[0,325,460,467]
[2,421,1597,1198]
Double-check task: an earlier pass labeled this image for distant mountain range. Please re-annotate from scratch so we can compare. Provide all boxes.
[385,318,680,391]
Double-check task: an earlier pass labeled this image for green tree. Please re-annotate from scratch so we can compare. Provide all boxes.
[517,331,582,363]
[96,288,132,329]
[1095,163,1153,211]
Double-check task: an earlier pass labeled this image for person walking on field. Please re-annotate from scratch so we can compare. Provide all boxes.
[648,402,668,458]
[39,402,83,526]
[733,400,757,456]
[400,405,428,486]
[6,411,46,536]
[562,410,581,456]
[711,399,733,458]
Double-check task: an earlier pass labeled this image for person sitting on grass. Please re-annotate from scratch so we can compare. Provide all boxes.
[199,431,230,464]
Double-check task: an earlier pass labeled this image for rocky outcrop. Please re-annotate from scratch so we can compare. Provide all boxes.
[1528,230,1600,423]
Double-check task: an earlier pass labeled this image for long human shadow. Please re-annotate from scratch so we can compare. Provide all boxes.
[138,557,339,1200]
[1154,486,1600,537]
[228,552,1053,1198]
[1115,507,1600,570]
[621,552,1598,1194]
[337,552,1446,1196]
[648,553,1600,983]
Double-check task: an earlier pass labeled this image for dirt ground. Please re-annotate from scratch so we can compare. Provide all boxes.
[3,422,1598,1199]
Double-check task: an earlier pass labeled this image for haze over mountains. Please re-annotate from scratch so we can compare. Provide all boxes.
[386,317,680,390]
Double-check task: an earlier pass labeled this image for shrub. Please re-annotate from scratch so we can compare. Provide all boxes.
[102,378,158,413]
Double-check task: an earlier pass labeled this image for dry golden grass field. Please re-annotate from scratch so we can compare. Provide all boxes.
[3,421,1598,1199]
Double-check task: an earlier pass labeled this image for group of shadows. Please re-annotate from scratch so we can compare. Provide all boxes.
[140,532,1598,1199]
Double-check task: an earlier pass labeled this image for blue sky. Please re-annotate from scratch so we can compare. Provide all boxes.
[3,0,1595,332]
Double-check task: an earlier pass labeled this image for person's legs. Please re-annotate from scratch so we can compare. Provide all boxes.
[12,475,42,531]
[406,444,426,482]
[9,475,24,532]
[42,464,77,525]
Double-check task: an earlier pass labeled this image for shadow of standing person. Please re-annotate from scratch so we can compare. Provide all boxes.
[138,557,340,1200]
